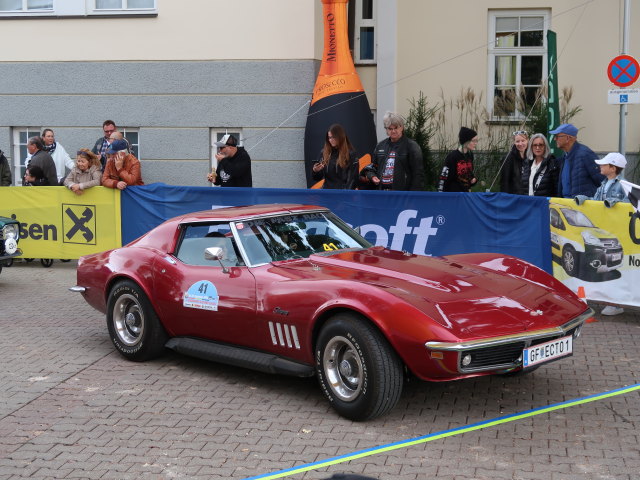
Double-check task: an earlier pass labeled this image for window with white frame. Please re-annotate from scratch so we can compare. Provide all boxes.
[120,127,140,159]
[0,0,156,16]
[93,0,155,12]
[0,0,52,13]
[210,129,242,186]
[349,0,376,64]
[488,10,549,119]
[11,127,41,185]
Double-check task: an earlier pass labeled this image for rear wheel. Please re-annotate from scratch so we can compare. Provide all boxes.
[106,280,167,361]
[316,313,403,421]
[41,258,54,268]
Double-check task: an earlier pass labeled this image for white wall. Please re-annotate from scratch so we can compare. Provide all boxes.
[0,0,317,61]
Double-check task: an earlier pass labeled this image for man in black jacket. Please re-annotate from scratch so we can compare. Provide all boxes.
[207,134,253,187]
[362,111,424,191]
[25,137,57,186]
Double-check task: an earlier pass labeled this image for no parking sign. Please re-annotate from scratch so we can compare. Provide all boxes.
[607,55,640,87]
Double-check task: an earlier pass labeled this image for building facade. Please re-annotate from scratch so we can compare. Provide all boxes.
[1,0,638,188]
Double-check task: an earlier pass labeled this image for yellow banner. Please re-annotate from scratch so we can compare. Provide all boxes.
[550,197,640,307]
[0,186,121,259]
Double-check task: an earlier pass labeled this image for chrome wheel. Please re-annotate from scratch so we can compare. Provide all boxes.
[113,293,145,346]
[323,335,363,402]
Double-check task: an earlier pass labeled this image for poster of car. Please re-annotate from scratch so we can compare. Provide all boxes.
[550,197,640,307]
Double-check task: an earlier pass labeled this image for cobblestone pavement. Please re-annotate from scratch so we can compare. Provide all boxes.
[0,260,639,480]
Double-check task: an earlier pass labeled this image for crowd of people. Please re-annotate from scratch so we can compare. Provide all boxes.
[0,120,144,192]
[496,122,630,208]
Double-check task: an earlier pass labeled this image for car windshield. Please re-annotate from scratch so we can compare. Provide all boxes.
[561,208,595,228]
[234,211,371,265]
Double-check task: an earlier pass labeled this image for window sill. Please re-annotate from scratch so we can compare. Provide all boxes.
[0,12,157,19]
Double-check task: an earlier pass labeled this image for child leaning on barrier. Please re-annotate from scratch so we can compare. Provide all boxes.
[574,152,629,208]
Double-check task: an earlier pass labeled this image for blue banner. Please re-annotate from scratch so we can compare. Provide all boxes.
[122,184,552,272]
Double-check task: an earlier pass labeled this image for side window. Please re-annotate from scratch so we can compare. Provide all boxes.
[120,128,139,159]
[12,127,41,185]
[91,0,156,14]
[0,1,53,14]
[550,209,559,228]
[176,223,243,267]
[348,0,376,64]
[488,10,549,119]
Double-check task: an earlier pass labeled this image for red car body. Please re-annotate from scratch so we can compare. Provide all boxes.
[74,204,592,420]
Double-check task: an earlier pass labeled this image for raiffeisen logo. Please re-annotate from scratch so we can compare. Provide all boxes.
[357,209,442,255]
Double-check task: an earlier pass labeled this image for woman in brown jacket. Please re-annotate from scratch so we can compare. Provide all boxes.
[64,149,102,195]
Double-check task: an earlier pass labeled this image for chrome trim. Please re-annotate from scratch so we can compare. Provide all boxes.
[425,308,593,352]
[68,286,86,293]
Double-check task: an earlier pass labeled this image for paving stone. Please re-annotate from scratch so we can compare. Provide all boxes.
[1,261,639,479]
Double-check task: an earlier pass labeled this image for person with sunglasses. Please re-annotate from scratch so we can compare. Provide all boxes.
[521,133,559,197]
[207,134,253,187]
[499,130,529,194]
[550,123,604,198]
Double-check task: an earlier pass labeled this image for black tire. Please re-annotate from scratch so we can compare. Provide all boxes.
[315,313,403,421]
[40,258,54,268]
[562,245,579,277]
[4,258,13,267]
[60,259,71,263]
[106,280,168,361]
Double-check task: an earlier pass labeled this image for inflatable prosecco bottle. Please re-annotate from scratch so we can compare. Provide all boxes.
[304,0,377,188]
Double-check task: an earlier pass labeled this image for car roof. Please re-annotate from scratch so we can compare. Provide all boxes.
[176,204,329,224]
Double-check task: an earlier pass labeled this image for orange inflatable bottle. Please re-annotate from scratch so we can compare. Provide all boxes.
[304,0,377,188]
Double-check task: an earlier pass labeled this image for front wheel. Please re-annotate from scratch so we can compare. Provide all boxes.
[562,245,579,277]
[41,258,54,268]
[316,313,403,421]
[106,280,167,361]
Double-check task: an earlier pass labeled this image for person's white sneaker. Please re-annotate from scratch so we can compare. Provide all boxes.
[601,306,624,316]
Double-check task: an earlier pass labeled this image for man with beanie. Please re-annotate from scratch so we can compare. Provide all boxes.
[361,111,424,191]
[207,134,253,187]
[550,123,603,198]
[437,127,478,192]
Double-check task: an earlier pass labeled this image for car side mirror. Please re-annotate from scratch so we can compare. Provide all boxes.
[204,247,230,273]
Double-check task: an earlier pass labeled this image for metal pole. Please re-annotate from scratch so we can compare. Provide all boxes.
[619,0,630,154]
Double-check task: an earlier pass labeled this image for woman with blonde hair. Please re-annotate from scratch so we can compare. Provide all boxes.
[64,148,102,195]
[311,123,358,189]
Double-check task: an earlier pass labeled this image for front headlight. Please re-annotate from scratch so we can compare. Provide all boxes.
[581,230,600,246]
[2,223,19,241]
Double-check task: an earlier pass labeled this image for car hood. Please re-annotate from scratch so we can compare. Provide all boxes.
[275,247,580,338]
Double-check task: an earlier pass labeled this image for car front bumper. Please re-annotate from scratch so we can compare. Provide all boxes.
[425,308,593,374]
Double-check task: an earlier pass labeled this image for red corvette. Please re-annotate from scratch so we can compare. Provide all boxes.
[72,204,593,420]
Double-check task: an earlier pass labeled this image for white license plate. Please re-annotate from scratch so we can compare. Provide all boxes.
[612,253,622,261]
[523,335,573,368]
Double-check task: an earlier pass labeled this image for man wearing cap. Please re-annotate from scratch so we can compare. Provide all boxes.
[101,139,144,190]
[207,134,252,187]
[550,123,604,198]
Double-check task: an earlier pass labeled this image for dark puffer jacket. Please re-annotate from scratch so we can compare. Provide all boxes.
[500,145,526,194]
[521,155,559,197]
